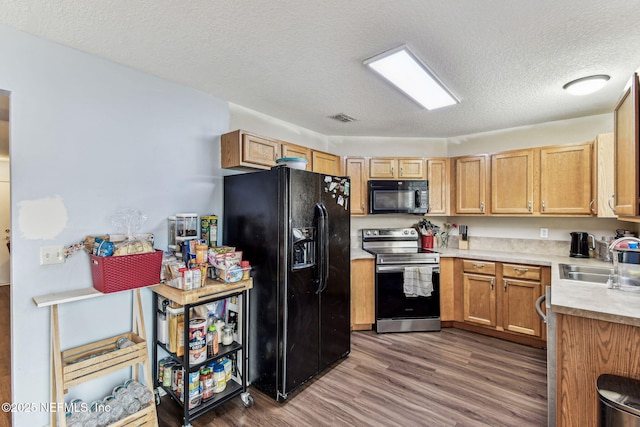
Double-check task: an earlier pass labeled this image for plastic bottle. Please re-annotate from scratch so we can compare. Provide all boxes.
[241,260,250,279]
[67,399,92,426]
[102,395,125,422]
[214,319,225,344]
[125,379,155,406]
[207,325,219,357]
[113,384,141,415]
[90,400,112,427]
[212,363,227,393]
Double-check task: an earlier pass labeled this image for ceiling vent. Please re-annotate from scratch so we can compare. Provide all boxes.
[329,113,358,123]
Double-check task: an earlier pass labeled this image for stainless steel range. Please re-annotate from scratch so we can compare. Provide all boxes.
[362,228,441,333]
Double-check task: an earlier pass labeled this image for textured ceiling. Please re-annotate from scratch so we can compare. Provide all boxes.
[1,0,639,138]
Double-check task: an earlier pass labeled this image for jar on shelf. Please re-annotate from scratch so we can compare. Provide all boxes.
[176,213,198,238]
[212,363,226,393]
[221,326,234,346]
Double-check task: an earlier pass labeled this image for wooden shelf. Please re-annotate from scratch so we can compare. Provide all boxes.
[38,289,159,427]
[150,278,252,305]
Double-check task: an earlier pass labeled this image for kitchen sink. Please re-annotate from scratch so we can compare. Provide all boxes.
[559,264,615,284]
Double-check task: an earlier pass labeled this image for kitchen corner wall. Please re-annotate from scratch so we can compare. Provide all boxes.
[1,24,230,426]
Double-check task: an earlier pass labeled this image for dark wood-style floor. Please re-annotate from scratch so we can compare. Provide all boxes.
[0,285,10,427]
[157,328,547,427]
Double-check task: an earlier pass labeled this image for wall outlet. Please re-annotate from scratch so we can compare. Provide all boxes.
[540,228,549,239]
[40,246,65,265]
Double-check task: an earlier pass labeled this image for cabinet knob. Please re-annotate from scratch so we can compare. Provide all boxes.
[472,263,485,268]
[490,278,495,290]
[480,202,485,213]
[503,279,507,291]
[589,199,595,214]
[528,201,532,212]
[541,201,546,212]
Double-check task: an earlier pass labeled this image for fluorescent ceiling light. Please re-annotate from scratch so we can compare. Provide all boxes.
[562,74,610,96]
[364,45,458,110]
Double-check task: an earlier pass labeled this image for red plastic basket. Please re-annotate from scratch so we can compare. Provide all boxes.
[90,249,163,293]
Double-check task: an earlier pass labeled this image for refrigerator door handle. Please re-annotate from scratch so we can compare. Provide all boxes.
[314,203,329,294]
[319,203,329,293]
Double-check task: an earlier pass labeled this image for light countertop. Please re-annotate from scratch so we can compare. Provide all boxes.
[353,246,640,328]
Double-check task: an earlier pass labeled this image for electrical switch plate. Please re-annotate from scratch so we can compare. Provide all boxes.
[540,228,549,239]
[40,245,65,265]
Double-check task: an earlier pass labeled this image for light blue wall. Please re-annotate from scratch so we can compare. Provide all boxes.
[0,24,230,425]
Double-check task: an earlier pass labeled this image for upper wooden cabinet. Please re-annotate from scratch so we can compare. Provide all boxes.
[344,157,368,216]
[221,130,279,171]
[426,158,450,216]
[369,158,425,179]
[454,155,489,215]
[312,150,342,175]
[491,149,534,214]
[539,143,592,215]
[613,73,640,217]
[281,143,311,170]
[594,133,616,218]
[490,143,598,216]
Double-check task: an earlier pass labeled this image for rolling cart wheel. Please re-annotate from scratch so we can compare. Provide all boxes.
[241,392,254,407]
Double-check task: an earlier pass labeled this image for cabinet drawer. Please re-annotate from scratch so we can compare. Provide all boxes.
[462,260,496,275]
[503,263,541,281]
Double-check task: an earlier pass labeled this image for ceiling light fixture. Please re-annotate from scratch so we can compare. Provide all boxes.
[363,45,458,110]
[562,74,610,96]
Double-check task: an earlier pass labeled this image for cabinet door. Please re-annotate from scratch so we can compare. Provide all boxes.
[351,259,375,330]
[312,151,341,175]
[426,158,449,215]
[282,143,311,170]
[502,278,542,337]
[614,74,640,216]
[369,158,396,178]
[243,133,279,168]
[539,144,592,214]
[455,155,488,214]
[595,133,616,218]
[398,158,425,179]
[491,149,534,214]
[345,157,367,215]
[463,273,496,327]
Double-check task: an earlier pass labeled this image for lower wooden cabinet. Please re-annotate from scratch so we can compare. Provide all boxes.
[460,259,549,344]
[557,314,640,426]
[351,259,375,331]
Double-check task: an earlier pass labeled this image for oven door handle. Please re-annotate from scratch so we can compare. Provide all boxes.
[535,294,547,323]
[376,265,440,274]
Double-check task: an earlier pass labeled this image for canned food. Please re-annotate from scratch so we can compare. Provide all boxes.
[163,362,175,388]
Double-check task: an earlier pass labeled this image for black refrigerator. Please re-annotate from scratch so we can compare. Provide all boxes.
[223,166,351,401]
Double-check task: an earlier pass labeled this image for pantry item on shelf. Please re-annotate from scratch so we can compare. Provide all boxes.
[212,363,227,393]
[201,368,214,401]
[113,385,141,415]
[176,213,198,237]
[222,326,234,346]
[189,317,207,364]
[214,319,225,344]
[124,379,154,406]
[201,215,218,247]
[102,396,125,423]
[221,357,232,382]
[195,243,208,264]
[90,400,112,426]
[207,325,219,357]
[241,260,251,279]
[116,336,136,349]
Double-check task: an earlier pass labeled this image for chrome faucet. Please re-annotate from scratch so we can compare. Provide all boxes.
[608,236,640,252]
[607,237,640,289]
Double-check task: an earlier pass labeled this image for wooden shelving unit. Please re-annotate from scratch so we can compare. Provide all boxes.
[34,288,159,427]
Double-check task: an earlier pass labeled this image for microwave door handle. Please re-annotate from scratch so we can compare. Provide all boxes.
[415,190,421,207]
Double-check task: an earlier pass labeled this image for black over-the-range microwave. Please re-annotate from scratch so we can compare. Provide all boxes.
[367,180,429,215]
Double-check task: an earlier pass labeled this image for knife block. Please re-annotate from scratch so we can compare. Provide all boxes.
[459,239,469,250]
